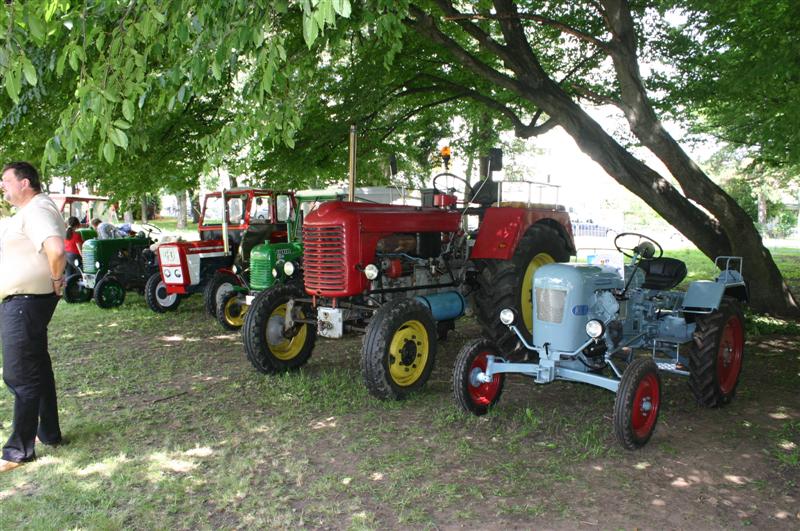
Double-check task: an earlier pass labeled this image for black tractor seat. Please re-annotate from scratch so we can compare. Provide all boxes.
[638,257,687,290]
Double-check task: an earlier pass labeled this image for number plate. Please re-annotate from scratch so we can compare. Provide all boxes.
[317,307,344,339]
[158,246,180,265]
[83,274,96,289]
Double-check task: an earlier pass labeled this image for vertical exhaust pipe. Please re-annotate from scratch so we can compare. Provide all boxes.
[348,124,357,201]
[221,188,229,255]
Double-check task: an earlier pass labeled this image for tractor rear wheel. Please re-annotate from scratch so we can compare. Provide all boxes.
[474,225,570,353]
[203,271,239,317]
[613,358,662,450]
[63,274,92,303]
[145,272,180,313]
[217,290,248,331]
[453,338,505,415]
[688,297,745,407]
[242,284,316,373]
[361,299,437,400]
[94,276,126,309]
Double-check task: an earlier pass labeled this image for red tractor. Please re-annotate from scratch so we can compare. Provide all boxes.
[243,172,576,400]
[148,188,296,313]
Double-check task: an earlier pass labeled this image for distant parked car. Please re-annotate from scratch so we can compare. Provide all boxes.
[571,218,617,238]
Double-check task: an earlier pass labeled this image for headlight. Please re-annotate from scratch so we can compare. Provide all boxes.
[74,258,80,267]
[232,264,238,274]
[272,268,278,278]
[173,268,182,278]
[499,308,515,325]
[164,269,171,278]
[95,261,101,269]
[364,263,379,280]
[283,261,296,276]
[585,319,604,339]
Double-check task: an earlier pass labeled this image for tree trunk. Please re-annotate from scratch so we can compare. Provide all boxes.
[189,189,201,223]
[176,192,187,230]
[757,192,768,225]
[140,194,148,223]
[123,210,133,224]
[410,0,798,316]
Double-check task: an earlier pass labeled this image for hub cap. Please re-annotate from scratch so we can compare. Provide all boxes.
[388,320,428,387]
[631,372,660,439]
[717,315,744,394]
[224,297,247,326]
[266,303,307,361]
[467,350,502,406]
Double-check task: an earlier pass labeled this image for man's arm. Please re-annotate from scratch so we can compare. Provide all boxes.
[43,235,66,296]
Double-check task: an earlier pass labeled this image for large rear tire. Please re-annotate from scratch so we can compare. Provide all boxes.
[145,272,180,313]
[217,290,248,331]
[688,297,745,407]
[94,276,126,309]
[361,299,437,400]
[63,274,92,303]
[453,338,505,415]
[242,284,316,373]
[203,271,239,317]
[474,225,570,353]
[613,358,662,450]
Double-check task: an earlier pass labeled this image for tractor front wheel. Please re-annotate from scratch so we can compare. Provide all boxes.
[688,297,745,407]
[145,273,180,313]
[63,274,92,303]
[361,299,437,400]
[453,338,505,415]
[475,225,570,354]
[613,358,662,450]
[217,290,248,331]
[203,272,239,317]
[242,284,316,373]
[94,276,126,309]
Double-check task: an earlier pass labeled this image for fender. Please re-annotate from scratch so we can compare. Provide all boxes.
[470,207,575,260]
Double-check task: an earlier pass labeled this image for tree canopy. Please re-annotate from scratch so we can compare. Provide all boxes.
[0,0,797,315]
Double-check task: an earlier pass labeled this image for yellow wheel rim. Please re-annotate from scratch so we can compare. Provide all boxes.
[268,303,308,361]
[223,297,248,327]
[522,253,555,331]
[388,320,429,387]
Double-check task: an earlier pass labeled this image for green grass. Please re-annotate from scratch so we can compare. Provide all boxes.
[1,246,799,528]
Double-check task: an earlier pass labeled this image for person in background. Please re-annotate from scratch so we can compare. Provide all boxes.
[0,161,66,473]
[64,216,83,277]
[90,218,130,239]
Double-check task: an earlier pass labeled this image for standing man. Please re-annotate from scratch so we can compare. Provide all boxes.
[0,162,66,473]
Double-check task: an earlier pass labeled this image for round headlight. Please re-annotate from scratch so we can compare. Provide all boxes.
[173,268,182,278]
[232,264,239,275]
[499,308,515,325]
[283,261,296,276]
[272,268,279,278]
[585,319,604,339]
[95,261,101,269]
[364,263,379,280]
[164,269,171,278]
[74,258,80,267]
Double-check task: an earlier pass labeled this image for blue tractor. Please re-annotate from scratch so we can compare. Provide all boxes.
[453,233,747,449]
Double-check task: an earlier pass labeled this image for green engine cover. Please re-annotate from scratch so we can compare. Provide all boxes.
[250,241,303,291]
[82,237,150,274]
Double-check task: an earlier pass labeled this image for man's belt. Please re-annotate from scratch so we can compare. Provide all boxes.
[2,293,57,303]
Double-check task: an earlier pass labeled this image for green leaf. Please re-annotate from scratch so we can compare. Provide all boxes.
[96,32,106,52]
[22,59,38,86]
[332,0,351,17]
[4,67,21,103]
[103,141,115,164]
[68,49,79,71]
[109,128,129,149]
[28,16,46,42]
[211,60,222,80]
[302,12,319,48]
[113,119,132,130]
[122,100,135,121]
[151,9,167,24]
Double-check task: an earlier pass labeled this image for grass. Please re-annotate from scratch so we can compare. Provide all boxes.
[0,247,798,528]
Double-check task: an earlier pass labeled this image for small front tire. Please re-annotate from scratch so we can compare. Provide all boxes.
[94,276,126,309]
[613,358,662,450]
[217,290,248,331]
[145,272,180,313]
[361,299,437,400]
[453,338,505,415]
[203,272,239,317]
[63,274,92,303]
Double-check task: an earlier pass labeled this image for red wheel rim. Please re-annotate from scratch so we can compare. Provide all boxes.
[631,373,660,439]
[467,350,502,406]
[717,315,744,394]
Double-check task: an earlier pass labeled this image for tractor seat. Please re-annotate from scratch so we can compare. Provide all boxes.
[639,257,687,290]
[468,180,498,206]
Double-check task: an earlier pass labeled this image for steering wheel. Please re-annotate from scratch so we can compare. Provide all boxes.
[432,172,471,202]
[139,223,162,238]
[614,232,663,260]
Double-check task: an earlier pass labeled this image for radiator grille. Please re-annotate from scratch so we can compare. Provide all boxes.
[82,245,97,273]
[303,225,346,293]
[535,287,566,323]
[250,252,275,291]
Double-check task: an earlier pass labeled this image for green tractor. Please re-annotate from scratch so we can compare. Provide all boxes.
[64,225,162,308]
[215,192,339,330]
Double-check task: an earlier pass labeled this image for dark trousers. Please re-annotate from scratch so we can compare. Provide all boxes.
[65,252,82,277]
[1,294,61,462]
